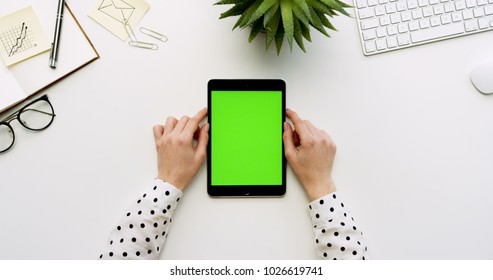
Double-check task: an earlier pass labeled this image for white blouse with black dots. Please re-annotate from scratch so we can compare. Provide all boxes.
[99,179,367,260]
[308,192,367,260]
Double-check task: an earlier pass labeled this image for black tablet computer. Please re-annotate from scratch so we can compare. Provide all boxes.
[207,79,286,197]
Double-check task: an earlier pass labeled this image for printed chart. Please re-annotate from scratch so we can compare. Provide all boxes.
[0,6,50,66]
[1,22,36,57]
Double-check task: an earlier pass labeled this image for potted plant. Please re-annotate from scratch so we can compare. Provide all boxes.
[214,0,351,54]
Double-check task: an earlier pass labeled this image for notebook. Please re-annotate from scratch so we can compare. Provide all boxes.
[0,1,99,113]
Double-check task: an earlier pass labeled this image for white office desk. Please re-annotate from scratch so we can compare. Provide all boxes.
[1,0,492,260]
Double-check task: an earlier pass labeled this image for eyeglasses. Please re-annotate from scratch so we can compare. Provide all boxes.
[0,95,56,153]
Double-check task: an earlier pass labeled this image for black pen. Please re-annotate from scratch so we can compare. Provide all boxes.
[49,0,66,68]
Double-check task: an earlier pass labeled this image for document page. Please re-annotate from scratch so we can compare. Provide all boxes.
[0,66,25,112]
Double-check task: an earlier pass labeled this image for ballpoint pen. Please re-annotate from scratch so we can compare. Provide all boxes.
[49,0,66,68]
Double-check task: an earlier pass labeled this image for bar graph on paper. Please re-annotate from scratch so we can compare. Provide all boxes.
[0,6,50,66]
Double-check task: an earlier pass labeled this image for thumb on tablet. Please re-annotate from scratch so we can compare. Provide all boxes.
[283,122,297,161]
[195,123,210,160]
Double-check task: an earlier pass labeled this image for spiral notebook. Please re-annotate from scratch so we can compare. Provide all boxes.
[0,1,99,114]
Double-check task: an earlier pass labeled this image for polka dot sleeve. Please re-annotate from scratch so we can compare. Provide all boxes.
[308,192,367,260]
[99,179,182,260]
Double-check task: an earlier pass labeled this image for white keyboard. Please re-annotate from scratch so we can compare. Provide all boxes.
[354,0,493,55]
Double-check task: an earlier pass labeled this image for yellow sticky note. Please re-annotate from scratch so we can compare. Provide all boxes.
[0,6,51,66]
[88,0,150,41]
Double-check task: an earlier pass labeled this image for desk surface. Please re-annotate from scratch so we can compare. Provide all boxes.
[1,0,492,260]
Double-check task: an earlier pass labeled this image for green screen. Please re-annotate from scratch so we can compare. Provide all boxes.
[211,91,282,186]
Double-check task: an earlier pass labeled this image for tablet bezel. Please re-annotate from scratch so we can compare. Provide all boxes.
[207,79,286,197]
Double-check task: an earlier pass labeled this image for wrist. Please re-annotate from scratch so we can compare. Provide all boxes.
[157,174,187,191]
[305,179,337,202]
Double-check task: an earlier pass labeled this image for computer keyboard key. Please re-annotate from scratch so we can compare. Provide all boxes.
[376,27,388,37]
[467,0,477,8]
[361,18,380,29]
[363,29,377,40]
[478,17,491,28]
[434,5,445,15]
[423,7,433,17]
[474,7,485,17]
[412,9,424,19]
[410,22,464,43]
[409,21,420,31]
[408,0,418,9]
[441,14,452,24]
[456,0,466,10]
[365,41,377,52]
[397,33,411,45]
[375,6,386,16]
[359,7,375,19]
[444,2,455,13]
[397,23,407,32]
[466,0,477,8]
[419,18,431,28]
[386,3,397,13]
[465,19,479,31]
[387,25,398,35]
[430,16,441,26]
[380,15,391,25]
[356,0,368,8]
[402,11,412,21]
[418,0,427,7]
[463,9,474,19]
[386,36,398,48]
[397,2,407,12]
[486,5,493,15]
[391,13,401,23]
[452,12,463,22]
[376,39,387,50]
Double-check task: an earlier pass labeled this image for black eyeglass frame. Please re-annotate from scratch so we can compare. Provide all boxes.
[0,95,56,153]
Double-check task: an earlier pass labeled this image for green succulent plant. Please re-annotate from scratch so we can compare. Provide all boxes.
[214,0,351,54]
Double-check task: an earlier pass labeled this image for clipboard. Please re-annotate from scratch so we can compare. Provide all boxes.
[0,1,99,114]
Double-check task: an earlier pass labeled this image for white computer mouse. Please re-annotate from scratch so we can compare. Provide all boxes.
[471,61,493,95]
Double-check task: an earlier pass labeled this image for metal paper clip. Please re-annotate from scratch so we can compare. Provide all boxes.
[140,27,168,42]
[128,41,159,50]
[124,23,159,50]
[124,22,137,42]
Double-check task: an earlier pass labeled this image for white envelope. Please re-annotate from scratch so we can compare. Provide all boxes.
[88,0,149,41]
